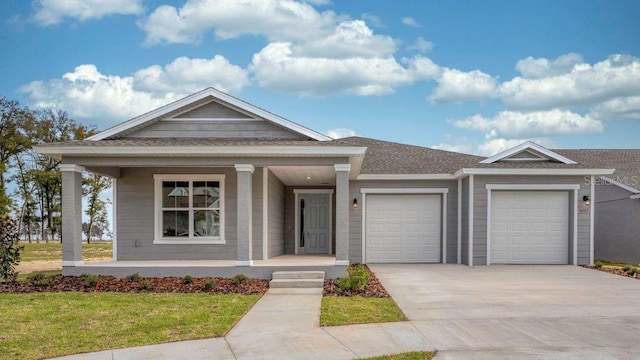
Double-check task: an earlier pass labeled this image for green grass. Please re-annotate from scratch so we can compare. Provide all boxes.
[596,260,639,269]
[358,351,436,360]
[0,292,260,360]
[15,270,61,282]
[320,296,407,326]
[19,242,112,262]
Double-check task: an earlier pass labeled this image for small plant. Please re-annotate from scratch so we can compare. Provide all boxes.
[0,215,22,282]
[183,275,193,284]
[127,273,141,282]
[337,263,370,291]
[27,272,53,287]
[202,278,215,291]
[232,274,248,285]
[622,265,633,273]
[139,280,153,290]
[80,274,101,287]
[594,261,603,269]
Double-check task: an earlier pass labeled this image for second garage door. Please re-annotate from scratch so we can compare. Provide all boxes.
[491,191,569,264]
[366,194,441,263]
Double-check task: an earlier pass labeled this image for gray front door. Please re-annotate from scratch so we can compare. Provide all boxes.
[300,193,331,254]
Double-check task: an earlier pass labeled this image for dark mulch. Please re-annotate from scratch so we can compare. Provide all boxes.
[323,264,390,298]
[0,275,269,295]
[581,265,639,280]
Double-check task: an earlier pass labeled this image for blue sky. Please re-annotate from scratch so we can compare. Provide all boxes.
[1,0,639,155]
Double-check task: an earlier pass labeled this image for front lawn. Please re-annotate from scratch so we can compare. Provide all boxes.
[20,242,112,262]
[0,292,260,360]
[321,295,407,326]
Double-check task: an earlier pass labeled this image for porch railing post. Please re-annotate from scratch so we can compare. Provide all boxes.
[235,164,254,266]
[334,164,350,266]
[60,164,85,268]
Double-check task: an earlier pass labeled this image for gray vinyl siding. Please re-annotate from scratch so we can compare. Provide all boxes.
[123,120,307,140]
[472,175,592,265]
[348,180,459,264]
[267,169,285,257]
[116,167,238,260]
[252,168,264,260]
[594,184,640,264]
[175,101,252,119]
[461,178,469,265]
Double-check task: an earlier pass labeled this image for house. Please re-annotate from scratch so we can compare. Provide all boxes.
[36,88,617,278]
[555,150,640,264]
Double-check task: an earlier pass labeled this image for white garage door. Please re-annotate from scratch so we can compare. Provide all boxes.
[491,191,569,264]
[366,194,441,263]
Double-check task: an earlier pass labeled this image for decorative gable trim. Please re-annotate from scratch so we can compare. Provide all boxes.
[87,88,331,141]
[480,141,577,164]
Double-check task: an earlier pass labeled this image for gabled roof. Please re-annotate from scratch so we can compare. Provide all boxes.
[86,88,331,141]
[555,149,640,193]
[480,141,577,164]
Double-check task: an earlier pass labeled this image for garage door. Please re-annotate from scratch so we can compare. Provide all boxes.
[366,194,441,263]
[491,191,569,264]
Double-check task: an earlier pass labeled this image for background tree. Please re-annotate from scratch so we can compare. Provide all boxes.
[83,173,111,243]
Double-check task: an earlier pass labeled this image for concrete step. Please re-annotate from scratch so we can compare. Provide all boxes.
[269,278,325,288]
[272,271,325,280]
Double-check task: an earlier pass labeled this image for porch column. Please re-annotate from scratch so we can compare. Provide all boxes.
[235,164,254,266]
[334,164,350,265]
[60,164,85,266]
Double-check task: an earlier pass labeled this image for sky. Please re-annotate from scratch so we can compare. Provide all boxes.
[1,0,639,157]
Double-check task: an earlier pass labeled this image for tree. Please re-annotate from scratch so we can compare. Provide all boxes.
[83,173,111,243]
[0,97,32,215]
[0,215,22,282]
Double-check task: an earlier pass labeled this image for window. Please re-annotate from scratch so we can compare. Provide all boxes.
[154,175,225,244]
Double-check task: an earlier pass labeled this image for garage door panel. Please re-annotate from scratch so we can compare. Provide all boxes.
[366,194,441,263]
[491,191,569,264]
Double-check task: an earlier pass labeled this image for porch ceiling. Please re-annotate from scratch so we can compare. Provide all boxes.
[270,166,336,186]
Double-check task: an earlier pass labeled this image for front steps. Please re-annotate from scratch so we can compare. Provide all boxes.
[269,271,325,288]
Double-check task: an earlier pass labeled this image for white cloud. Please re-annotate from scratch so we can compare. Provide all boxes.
[139,0,339,45]
[515,53,584,79]
[325,128,358,139]
[590,96,640,120]
[250,42,416,96]
[401,17,421,28]
[20,56,248,126]
[451,109,604,139]
[429,68,498,103]
[407,37,433,53]
[499,54,640,109]
[33,0,143,26]
[294,20,397,59]
[361,13,383,28]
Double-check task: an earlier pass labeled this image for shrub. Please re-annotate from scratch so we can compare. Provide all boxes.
[594,261,603,269]
[183,275,193,284]
[27,272,53,287]
[139,280,153,290]
[0,215,22,282]
[80,274,101,287]
[622,265,633,273]
[338,263,370,291]
[127,273,141,282]
[203,278,216,291]
[232,274,248,285]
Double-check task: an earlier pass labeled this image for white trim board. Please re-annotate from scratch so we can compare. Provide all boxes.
[87,88,331,141]
[480,141,577,164]
[455,168,614,177]
[457,179,462,264]
[262,167,268,261]
[112,178,117,262]
[468,175,474,267]
[360,188,449,194]
[357,174,455,180]
[484,184,581,266]
[600,176,640,194]
[589,175,595,265]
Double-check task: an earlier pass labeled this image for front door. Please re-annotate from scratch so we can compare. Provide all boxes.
[299,193,331,254]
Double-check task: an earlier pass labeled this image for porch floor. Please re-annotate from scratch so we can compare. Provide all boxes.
[81,254,336,268]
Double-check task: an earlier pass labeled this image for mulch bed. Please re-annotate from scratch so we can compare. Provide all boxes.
[0,275,269,295]
[581,265,640,280]
[323,264,390,298]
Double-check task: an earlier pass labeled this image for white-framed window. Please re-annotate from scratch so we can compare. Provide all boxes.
[153,174,225,244]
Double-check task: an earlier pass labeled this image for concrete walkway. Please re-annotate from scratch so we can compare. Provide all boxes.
[54,288,429,360]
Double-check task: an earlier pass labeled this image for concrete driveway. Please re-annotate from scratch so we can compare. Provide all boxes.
[370,264,640,359]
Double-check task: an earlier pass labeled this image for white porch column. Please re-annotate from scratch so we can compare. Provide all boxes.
[334,164,350,265]
[60,164,85,266]
[235,164,254,266]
